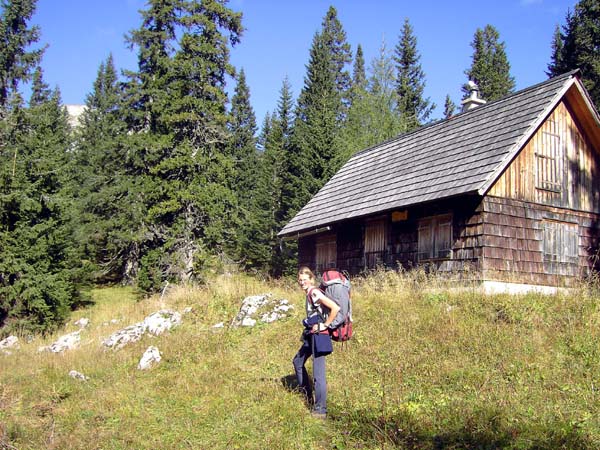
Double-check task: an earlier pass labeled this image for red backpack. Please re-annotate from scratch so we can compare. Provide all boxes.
[320,269,353,342]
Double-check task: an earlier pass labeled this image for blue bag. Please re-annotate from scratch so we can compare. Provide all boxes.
[312,331,333,356]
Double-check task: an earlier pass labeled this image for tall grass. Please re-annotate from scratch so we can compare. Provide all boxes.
[1,270,599,449]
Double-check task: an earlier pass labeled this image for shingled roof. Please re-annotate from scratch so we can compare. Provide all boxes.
[279,70,589,238]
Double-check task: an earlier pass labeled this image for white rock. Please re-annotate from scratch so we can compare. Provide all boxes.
[212,322,224,328]
[231,294,294,328]
[101,323,146,350]
[182,307,193,314]
[144,310,182,336]
[69,370,89,381]
[74,318,90,329]
[40,331,81,353]
[0,335,19,350]
[241,317,257,327]
[101,309,182,350]
[138,346,161,370]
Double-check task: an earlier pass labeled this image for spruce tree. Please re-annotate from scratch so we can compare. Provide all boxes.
[229,68,259,266]
[122,0,242,291]
[0,1,87,333]
[340,39,406,162]
[352,44,366,91]
[463,24,515,102]
[444,94,456,119]
[71,55,132,283]
[0,0,44,109]
[1,69,85,333]
[241,77,296,275]
[290,31,339,205]
[547,0,600,111]
[241,112,274,271]
[394,18,434,130]
[320,5,352,114]
[547,24,565,77]
[269,78,296,275]
[288,6,351,219]
[228,68,257,210]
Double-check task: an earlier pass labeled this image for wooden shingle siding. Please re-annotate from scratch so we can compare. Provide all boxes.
[481,196,600,285]
[489,100,600,213]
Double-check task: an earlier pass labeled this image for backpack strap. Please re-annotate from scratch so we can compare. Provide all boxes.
[307,287,326,322]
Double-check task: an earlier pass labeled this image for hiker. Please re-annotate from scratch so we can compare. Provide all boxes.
[293,266,340,419]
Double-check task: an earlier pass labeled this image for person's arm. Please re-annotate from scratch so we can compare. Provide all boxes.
[311,290,340,331]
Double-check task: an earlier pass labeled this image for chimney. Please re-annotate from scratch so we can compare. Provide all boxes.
[461,80,486,112]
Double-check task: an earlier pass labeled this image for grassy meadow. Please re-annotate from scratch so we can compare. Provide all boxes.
[1,270,599,449]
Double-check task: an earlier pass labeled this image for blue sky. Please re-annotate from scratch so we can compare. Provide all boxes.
[31,0,577,123]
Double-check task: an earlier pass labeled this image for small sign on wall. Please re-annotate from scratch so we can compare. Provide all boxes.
[391,210,408,222]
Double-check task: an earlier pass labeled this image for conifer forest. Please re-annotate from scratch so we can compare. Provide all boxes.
[1,0,599,333]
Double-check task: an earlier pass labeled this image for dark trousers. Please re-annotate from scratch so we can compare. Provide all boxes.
[292,335,327,414]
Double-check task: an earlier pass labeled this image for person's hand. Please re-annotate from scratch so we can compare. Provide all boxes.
[312,323,328,333]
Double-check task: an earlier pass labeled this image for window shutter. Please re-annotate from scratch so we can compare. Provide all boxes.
[364,219,386,268]
[316,234,336,272]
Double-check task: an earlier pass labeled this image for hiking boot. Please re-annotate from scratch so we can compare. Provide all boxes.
[311,411,327,420]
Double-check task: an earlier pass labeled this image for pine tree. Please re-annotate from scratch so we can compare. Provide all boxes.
[463,24,515,102]
[394,18,434,130]
[547,0,600,111]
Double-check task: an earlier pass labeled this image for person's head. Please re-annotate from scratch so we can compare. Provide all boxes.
[297,266,315,291]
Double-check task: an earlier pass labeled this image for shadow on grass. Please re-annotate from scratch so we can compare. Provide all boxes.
[280,374,299,391]
[329,407,595,449]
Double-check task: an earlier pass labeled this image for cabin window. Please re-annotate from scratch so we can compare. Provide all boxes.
[418,214,453,260]
[315,234,336,272]
[535,121,564,203]
[542,220,578,273]
[364,218,386,268]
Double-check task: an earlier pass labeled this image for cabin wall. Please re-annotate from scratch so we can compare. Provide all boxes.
[481,196,600,285]
[387,197,483,272]
[298,194,600,287]
[298,197,484,276]
[489,100,600,213]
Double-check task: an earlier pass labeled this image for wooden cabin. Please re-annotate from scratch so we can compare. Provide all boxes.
[278,70,600,292]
